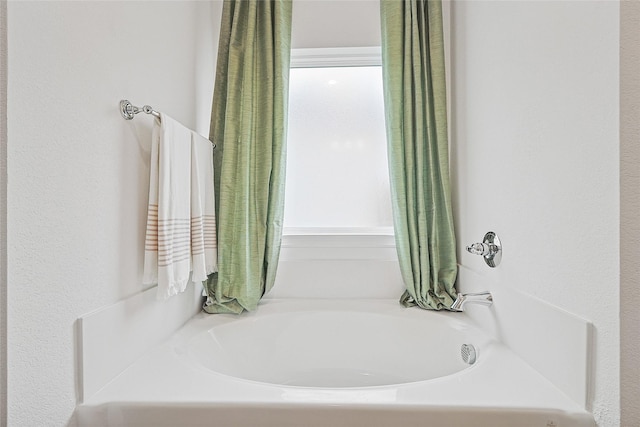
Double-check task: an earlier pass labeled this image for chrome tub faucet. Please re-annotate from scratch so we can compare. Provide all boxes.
[451,291,493,312]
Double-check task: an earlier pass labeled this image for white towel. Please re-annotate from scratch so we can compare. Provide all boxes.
[143,113,193,299]
[190,131,218,282]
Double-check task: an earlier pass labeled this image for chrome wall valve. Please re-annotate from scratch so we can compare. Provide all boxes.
[466,232,502,268]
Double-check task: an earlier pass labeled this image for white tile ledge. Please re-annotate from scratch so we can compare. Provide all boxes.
[457,265,592,410]
[78,283,203,402]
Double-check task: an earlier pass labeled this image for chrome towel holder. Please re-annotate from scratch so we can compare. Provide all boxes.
[120,99,160,120]
[119,99,216,149]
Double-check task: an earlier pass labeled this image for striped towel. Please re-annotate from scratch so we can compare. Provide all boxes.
[190,131,217,281]
[143,113,193,299]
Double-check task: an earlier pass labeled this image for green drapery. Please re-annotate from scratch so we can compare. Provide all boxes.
[203,0,292,314]
[380,0,458,310]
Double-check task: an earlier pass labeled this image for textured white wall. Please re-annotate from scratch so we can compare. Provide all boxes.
[292,0,380,48]
[0,1,6,425]
[620,1,640,425]
[6,2,219,425]
[450,1,620,426]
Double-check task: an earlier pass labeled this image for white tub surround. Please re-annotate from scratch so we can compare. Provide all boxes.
[271,228,404,299]
[77,299,595,427]
[457,266,593,410]
[78,284,204,402]
[76,230,596,426]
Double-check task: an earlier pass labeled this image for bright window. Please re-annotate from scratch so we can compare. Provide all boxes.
[284,51,393,232]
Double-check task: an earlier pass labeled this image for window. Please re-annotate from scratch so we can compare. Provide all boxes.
[284,48,393,233]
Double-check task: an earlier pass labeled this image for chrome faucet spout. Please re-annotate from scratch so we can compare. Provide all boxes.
[450,291,493,312]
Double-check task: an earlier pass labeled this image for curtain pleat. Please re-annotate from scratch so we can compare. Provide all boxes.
[380,0,458,310]
[204,0,292,314]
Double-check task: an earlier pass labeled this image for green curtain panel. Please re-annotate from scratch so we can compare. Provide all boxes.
[204,0,292,314]
[380,0,458,310]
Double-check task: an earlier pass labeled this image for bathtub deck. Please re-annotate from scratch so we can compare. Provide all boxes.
[77,299,595,427]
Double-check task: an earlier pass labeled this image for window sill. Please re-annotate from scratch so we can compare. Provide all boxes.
[280,228,396,254]
[283,227,394,237]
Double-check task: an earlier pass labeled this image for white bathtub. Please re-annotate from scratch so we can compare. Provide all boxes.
[77,299,595,427]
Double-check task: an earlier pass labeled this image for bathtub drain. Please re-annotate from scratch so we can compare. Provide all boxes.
[460,344,477,365]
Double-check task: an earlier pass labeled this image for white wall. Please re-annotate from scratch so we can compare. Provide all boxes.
[6,2,219,425]
[292,0,380,48]
[0,1,7,425]
[620,1,640,425]
[450,1,620,426]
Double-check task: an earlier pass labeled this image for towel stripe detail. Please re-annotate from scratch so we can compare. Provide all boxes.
[145,204,217,267]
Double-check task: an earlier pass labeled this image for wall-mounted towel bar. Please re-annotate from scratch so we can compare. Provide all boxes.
[120,99,160,120]
[119,99,216,149]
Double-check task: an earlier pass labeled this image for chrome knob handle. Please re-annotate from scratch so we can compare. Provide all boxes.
[466,232,502,268]
[466,242,489,256]
[466,242,500,257]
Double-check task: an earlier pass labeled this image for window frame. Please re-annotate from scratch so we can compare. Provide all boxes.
[290,46,382,69]
[284,47,393,238]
